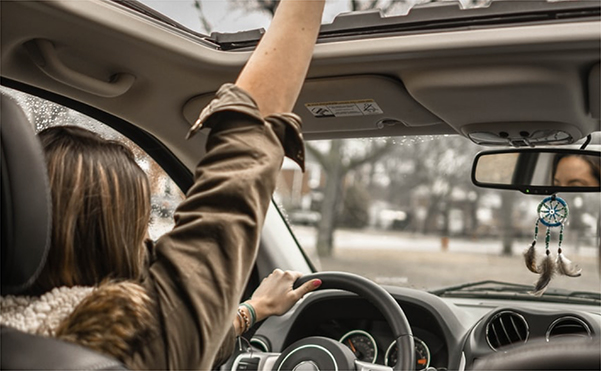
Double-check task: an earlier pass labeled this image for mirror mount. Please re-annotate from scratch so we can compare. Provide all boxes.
[580,134,592,150]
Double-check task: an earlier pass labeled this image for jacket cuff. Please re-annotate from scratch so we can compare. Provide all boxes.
[187,83,305,171]
[265,113,305,171]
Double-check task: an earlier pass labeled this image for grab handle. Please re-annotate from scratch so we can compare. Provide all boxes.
[27,39,135,98]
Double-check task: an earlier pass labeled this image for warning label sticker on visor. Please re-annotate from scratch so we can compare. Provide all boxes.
[305,99,383,118]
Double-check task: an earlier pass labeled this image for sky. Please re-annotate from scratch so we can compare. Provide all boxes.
[137,0,354,34]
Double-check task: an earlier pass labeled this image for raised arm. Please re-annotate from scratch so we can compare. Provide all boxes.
[236,0,325,117]
[134,2,326,370]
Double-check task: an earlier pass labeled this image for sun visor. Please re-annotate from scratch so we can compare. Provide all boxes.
[292,75,444,133]
[183,75,447,138]
[403,64,599,146]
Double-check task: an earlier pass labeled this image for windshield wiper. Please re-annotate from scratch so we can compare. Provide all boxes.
[431,280,532,295]
[431,280,601,304]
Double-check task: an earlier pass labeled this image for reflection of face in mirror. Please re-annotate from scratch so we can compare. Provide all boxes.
[553,155,601,187]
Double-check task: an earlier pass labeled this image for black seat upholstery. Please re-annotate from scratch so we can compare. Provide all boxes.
[1,326,128,370]
[1,93,51,295]
[1,92,127,370]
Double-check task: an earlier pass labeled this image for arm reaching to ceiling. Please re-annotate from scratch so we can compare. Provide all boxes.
[236,0,325,117]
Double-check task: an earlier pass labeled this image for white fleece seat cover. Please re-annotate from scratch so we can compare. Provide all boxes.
[0,286,93,336]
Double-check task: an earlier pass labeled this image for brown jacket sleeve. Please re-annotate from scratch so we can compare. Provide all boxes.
[128,84,304,370]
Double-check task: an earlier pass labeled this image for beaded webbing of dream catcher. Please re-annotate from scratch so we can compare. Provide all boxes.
[523,195,581,296]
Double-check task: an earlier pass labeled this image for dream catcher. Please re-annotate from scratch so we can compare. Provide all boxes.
[524,195,581,296]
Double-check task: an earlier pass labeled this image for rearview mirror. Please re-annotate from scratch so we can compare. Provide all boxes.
[472,149,601,195]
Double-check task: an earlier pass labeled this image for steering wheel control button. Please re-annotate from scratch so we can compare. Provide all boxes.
[292,360,320,371]
[235,357,260,371]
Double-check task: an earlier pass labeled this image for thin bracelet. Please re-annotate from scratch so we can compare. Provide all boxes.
[237,307,250,333]
[240,302,257,327]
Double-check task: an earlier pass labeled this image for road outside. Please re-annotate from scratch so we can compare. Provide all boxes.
[148,216,600,294]
[292,226,601,294]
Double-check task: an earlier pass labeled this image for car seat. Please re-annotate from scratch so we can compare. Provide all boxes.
[1,91,127,370]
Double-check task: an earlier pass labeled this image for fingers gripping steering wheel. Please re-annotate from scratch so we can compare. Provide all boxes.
[271,272,415,371]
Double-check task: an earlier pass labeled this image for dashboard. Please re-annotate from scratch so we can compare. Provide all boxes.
[274,295,449,370]
[236,286,601,371]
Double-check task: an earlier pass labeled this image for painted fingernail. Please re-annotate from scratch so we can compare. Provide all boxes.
[313,279,322,287]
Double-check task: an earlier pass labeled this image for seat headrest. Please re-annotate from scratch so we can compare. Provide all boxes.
[1,92,52,295]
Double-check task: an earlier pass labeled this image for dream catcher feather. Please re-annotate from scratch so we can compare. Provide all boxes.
[523,195,581,296]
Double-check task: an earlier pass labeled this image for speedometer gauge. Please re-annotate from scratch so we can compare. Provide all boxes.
[339,330,378,364]
[385,337,431,370]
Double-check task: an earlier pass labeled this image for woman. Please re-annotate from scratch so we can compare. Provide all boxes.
[553,154,600,187]
[0,0,326,369]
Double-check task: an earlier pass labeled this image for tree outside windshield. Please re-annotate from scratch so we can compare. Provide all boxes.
[274,136,601,294]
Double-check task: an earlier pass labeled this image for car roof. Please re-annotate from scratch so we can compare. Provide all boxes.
[1,0,599,170]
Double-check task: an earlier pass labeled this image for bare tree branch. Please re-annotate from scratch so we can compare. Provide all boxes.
[347,139,394,171]
[193,0,213,33]
[231,0,280,17]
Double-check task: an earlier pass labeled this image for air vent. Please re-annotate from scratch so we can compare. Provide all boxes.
[486,311,529,351]
[546,316,592,341]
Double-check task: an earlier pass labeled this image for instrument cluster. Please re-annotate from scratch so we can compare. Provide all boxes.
[338,329,433,370]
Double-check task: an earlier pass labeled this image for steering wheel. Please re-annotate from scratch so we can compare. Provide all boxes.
[263,272,415,371]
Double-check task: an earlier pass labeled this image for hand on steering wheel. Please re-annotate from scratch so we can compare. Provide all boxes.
[247,269,322,323]
[265,272,415,371]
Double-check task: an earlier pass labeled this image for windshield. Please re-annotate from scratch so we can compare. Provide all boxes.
[274,135,601,296]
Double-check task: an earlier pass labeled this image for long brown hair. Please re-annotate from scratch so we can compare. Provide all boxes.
[32,126,150,293]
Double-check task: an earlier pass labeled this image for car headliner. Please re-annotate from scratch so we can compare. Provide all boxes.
[1,0,599,171]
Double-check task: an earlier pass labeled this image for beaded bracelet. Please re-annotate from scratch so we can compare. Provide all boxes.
[240,302,257,327]
[237,307,250,333]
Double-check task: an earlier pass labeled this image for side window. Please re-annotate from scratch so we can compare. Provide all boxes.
[1,86,185,240]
